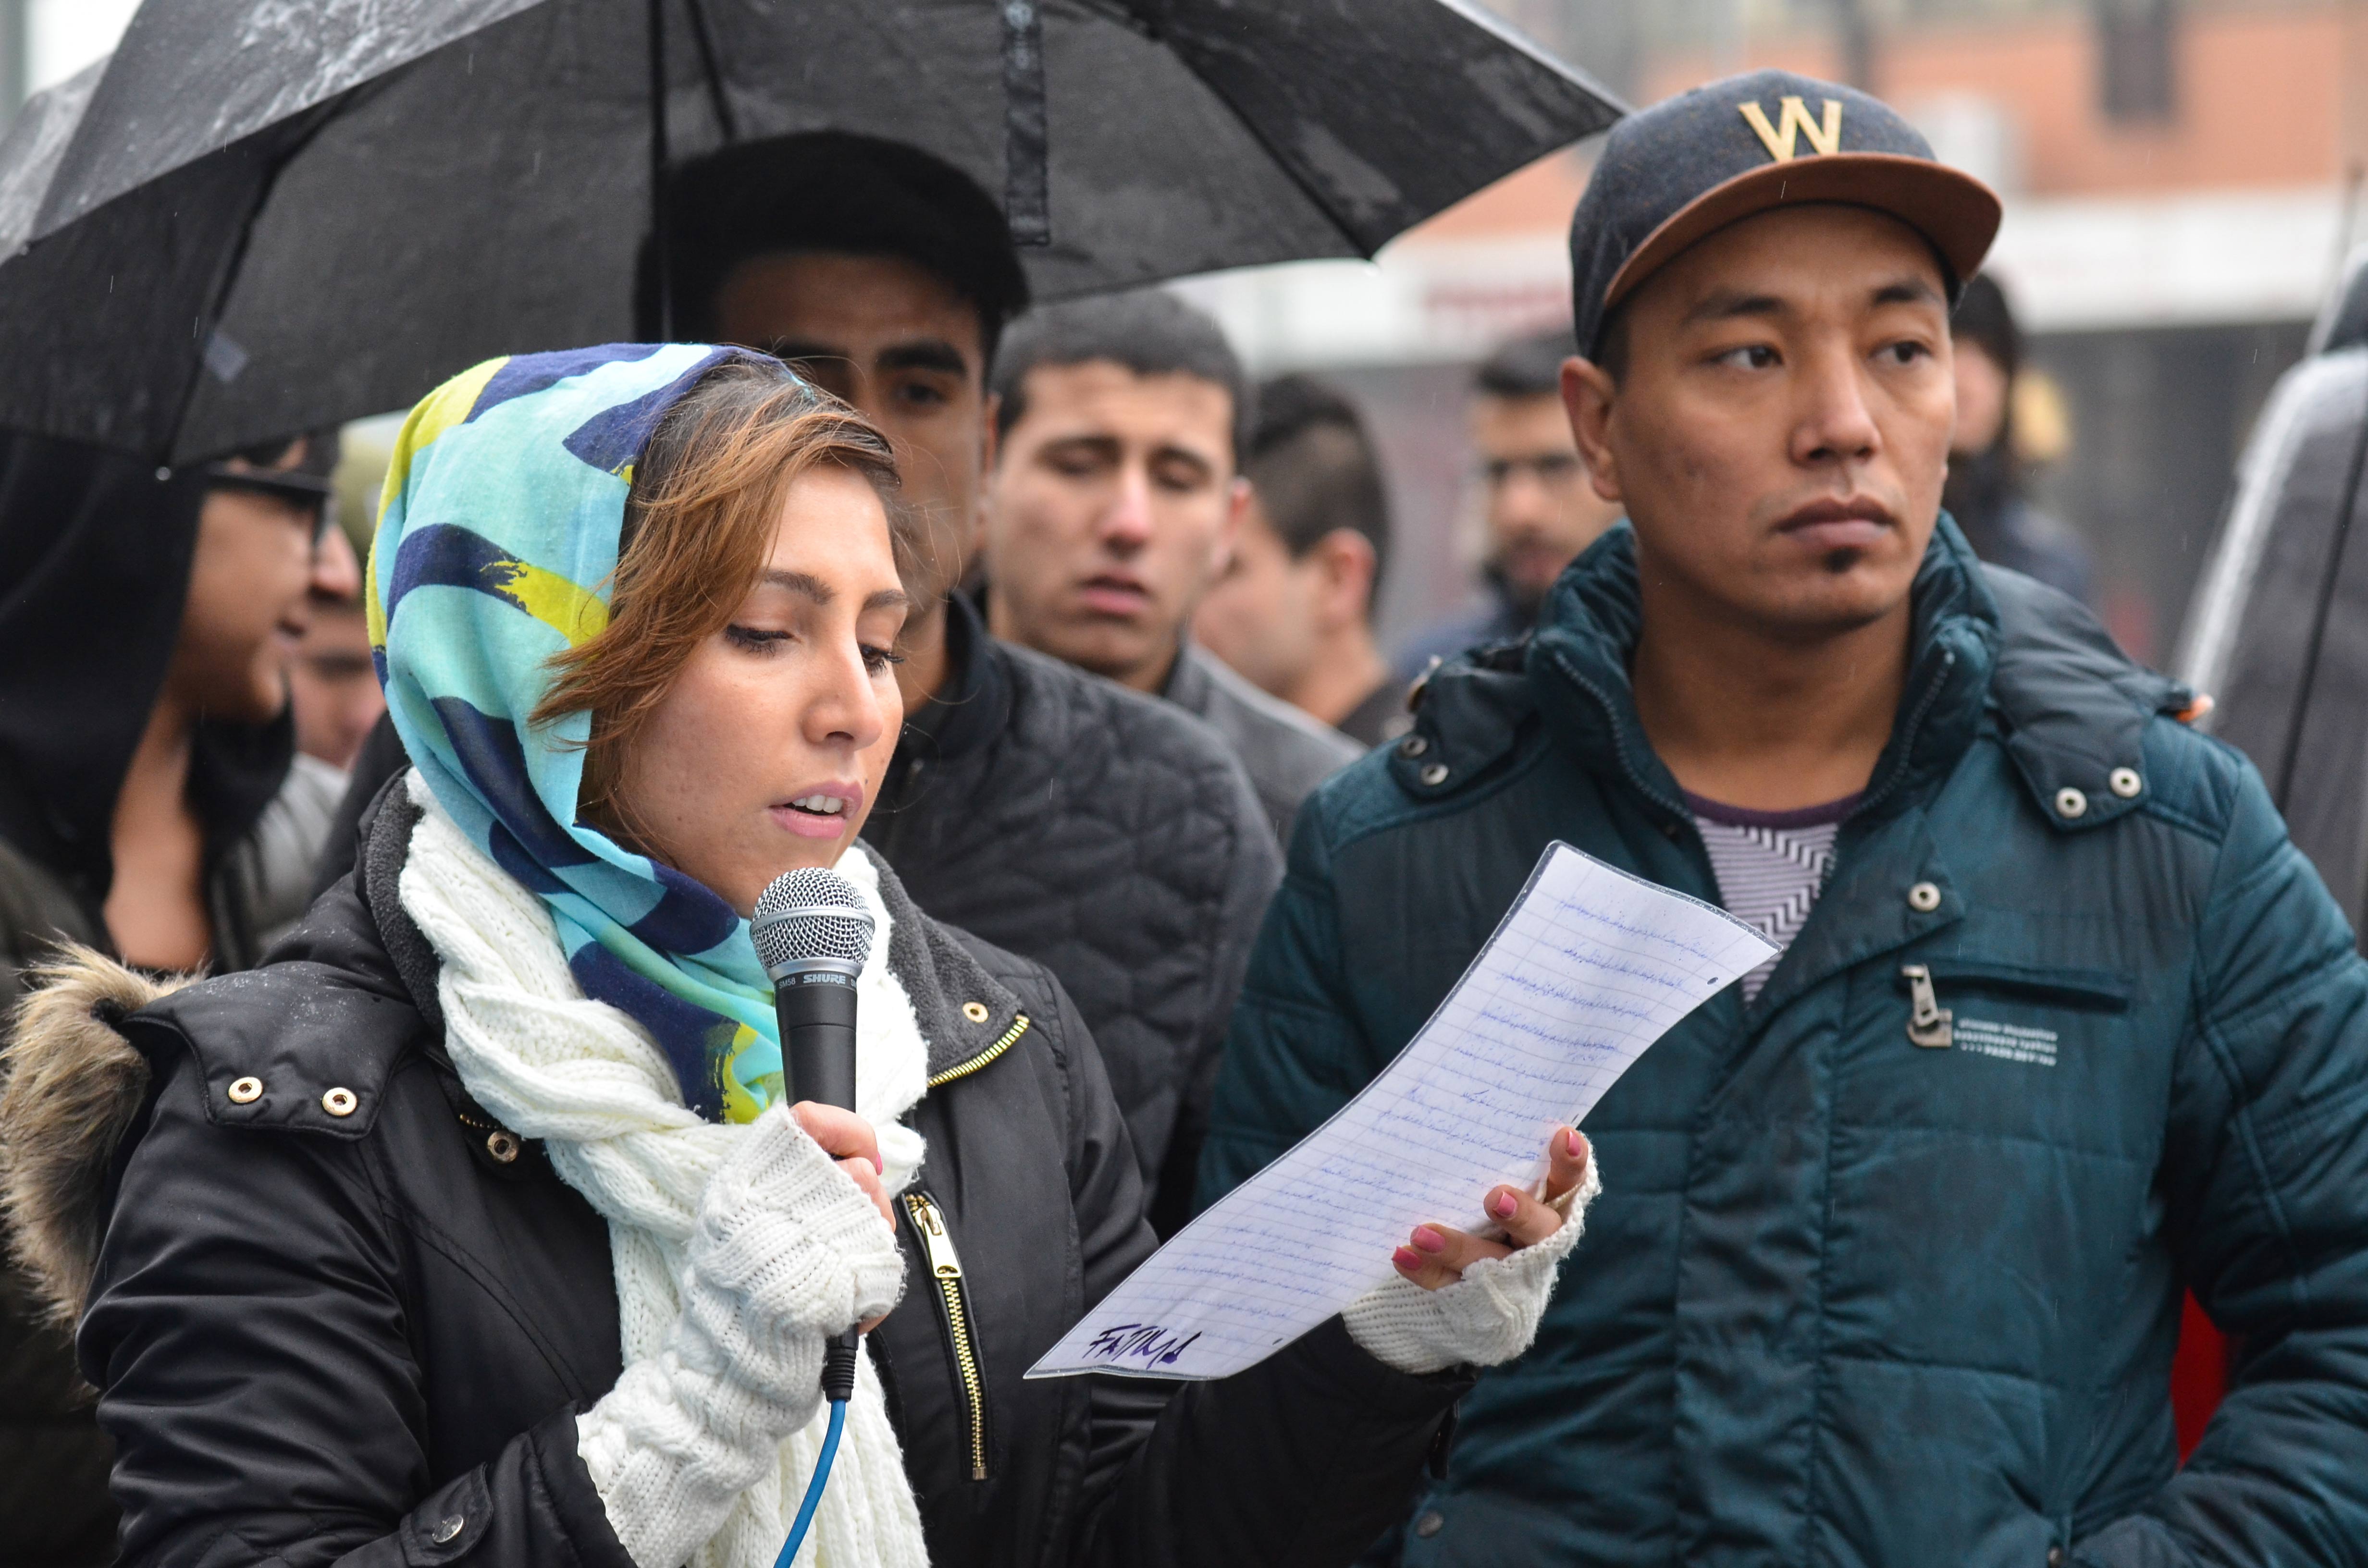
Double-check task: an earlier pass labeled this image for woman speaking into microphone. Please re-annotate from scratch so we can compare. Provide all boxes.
[2,346,1593,1568]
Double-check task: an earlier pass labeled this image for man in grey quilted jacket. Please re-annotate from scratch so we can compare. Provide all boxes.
[980,293,1364,845]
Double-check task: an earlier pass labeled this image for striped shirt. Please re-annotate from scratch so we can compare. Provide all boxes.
[1687,792,1861,1002]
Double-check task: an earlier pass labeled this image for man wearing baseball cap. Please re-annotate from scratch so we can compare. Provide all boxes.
[1201,69,2368,1564]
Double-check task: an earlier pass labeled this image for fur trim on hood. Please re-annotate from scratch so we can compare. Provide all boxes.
[0,946,188,1325]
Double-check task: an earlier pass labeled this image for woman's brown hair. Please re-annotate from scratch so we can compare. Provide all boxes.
[532,358,909,839]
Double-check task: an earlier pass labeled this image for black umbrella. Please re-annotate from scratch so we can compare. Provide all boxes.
[0,0,1619,464]
[2176,248,2368,934]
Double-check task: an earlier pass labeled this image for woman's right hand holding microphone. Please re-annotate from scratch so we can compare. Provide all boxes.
[577,1102,904,1568]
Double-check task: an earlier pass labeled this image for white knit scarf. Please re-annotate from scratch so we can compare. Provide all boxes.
[397,773,933,1568]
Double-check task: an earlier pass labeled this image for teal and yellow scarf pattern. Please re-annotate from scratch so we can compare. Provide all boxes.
[369,343,807,1123]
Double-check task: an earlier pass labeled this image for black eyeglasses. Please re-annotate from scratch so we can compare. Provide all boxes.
[203,463,335,543]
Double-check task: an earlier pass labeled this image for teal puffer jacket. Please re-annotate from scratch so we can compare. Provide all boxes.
[1199,520,2368,1568]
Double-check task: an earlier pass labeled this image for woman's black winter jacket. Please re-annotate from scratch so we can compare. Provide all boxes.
[53,789,1464,1568]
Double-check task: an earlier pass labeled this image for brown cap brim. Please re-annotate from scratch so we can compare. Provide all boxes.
[1601,153,2003,315]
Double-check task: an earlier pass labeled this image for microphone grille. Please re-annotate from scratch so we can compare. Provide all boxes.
[750,867,875,971]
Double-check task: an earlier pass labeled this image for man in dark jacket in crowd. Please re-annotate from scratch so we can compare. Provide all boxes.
[983,293,1361,841]
[1202,70,2368,1565]
[317,134,1278,1232]
[1944,271,2094,604]
[1195,375,1409,747]
[1393,329,1626,683]
[0,429,347,1568]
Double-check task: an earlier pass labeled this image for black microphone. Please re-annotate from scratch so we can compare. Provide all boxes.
[752,867,873,1107]
[750,866,875,1404]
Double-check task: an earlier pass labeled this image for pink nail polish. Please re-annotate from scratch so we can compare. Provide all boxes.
[1566,1129,1585,1158]
[1393,1247,1421,1271]
[1411,1225,1447,1254]
[1492,1191,1518,1219]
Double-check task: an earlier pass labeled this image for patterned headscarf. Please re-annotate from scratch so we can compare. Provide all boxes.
[369,343,808,1124]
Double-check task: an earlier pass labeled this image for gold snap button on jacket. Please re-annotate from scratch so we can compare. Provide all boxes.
[1419,762,1450,786]
[2054,786,2088,819]
[485,1131,521,1164]
[1397,734,1428,758]
[432,1515,466,1544]
[321,1087,358,1118]
[962,1001,989,1023]
[2109,767,2142,798]
[1907,881,1942,913]
[227,1076,263,1104]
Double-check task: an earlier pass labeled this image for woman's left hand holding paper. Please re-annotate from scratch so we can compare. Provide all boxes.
[1390,1126,1592,1290]
[1341,1126,1598,1375]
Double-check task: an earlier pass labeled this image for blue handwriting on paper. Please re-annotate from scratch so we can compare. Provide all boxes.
[1028,844,1776,1384]
[1496,968,1665,1019]
[1545,893,1718,963]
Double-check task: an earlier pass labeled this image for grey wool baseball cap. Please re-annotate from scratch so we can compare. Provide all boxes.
[1567,69,2003,357]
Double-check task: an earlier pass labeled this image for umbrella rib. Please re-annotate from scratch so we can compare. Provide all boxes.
[1179,70,1370,257]
[1110,0,1366,248]
[1426,0,1629,115]
[163,99,345,464]
[2273,375,2368,812]
[648,0,675,339]
[1003,0,1050,245]
[683,0,739,143]
[1104,1,1619,260]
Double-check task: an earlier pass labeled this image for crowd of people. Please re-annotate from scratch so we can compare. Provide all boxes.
[0,60,2362,1568]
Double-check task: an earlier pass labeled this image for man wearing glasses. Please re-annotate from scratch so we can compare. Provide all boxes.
[106,435,356,967]
[1394,329,1628,682]
[0,427,350,1567]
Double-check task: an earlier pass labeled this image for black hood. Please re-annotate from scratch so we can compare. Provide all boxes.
[0,433,291,901]
[1941,441,2018,557]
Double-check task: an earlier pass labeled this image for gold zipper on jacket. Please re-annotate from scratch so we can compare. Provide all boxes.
[926,1012,1030,1089]
[902,1190,990,1480]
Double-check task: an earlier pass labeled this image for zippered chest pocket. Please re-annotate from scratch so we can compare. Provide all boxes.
[1824,953,2164,1386]
[900,1189,992,1481]
[1893,957,2132,1063]
[1857,954,2152,1154]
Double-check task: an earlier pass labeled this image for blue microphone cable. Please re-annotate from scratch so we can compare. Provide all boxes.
[774,1332,861,1568]
[750,866,875,1567]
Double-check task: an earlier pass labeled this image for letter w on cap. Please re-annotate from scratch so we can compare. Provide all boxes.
[1740,97,1843,161]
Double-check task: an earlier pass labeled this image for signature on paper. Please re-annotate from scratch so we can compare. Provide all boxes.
[1082,1323,1203,1368]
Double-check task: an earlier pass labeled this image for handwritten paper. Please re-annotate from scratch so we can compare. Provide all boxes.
[1027,841,1776,1382]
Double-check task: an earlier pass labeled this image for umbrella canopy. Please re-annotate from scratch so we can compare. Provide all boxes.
[2175,246,2368,934]
[0,0,1619,463]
